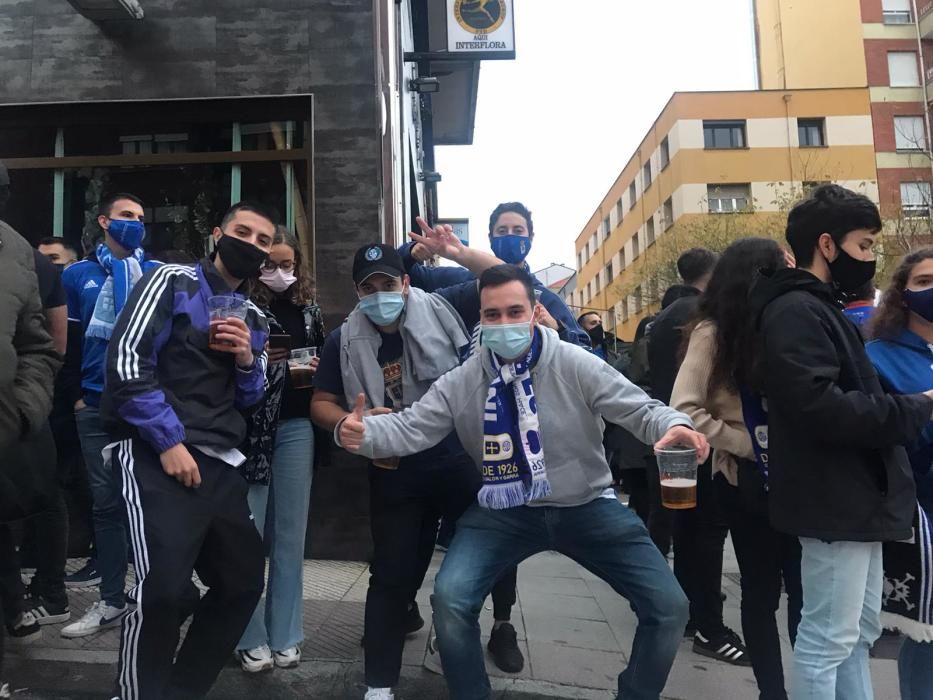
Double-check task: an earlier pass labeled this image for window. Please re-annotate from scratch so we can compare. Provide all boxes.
[798,118,825,147]
[577,251,582,270]
[707,183,751,213]
[594,275,601,295]
[643,161,652,190]
[888,52,920,87]
[633,286,643,314]
[632,232,641,260]
[901,182,932,217]
[646,217,656,246]
[629,181,637,208]
[883,0,912,24]
[606,261,614,283]
[703,120,746,149]
[660,136,670,169]
[621,299,629,323]
[894,116,927,151]
[603,215,611,240]
[584,241,590,260]
[619,248,626,270]
[615,198,624,225]
[663,197,674,229]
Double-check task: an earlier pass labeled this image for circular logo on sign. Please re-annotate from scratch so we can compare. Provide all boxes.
[454,0,506,34]
[365,247,383,261]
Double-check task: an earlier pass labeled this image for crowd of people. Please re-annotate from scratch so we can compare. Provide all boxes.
[0,173,931,700]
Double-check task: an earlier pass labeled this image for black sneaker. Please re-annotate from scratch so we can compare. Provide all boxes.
[25,593,71,626]
[405,602,425,636]
[64,561,101,589]
[693,628,751,666]
[6,611,41,644]
[487,622,524,673]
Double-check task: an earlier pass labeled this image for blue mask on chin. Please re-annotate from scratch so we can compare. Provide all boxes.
[107,219,146,250]
[491,235,532,265]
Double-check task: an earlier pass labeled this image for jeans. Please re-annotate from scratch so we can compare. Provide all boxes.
[76,405,128,608]
[899,639,933,700]
[364,455,482,688]
[432,498,689,700]
[717,466,802,700]
[791,538,882,700]
[673,458,728,638]
[239,418,314,653]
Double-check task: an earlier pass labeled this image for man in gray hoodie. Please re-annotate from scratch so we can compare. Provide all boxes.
[339,264,706,700]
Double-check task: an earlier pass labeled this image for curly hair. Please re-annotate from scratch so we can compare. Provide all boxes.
[685,237,786,395]
[251,226,316,308]
[868,247,933,341]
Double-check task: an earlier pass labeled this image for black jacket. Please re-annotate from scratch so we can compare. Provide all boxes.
[753,268,931,542]
[647,286,700,405]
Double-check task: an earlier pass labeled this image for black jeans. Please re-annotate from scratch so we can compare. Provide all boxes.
[716,464,802,700]
[365,456,518,687]
[672,458,728,639]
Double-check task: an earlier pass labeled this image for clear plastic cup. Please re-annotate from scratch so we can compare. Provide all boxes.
[288,346,318,389]
[655,446,698,509]
[207,295,249,346]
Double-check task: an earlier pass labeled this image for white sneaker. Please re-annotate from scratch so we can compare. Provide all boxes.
[423,632,442,676]
[273,646,300,669]
[0,682,10,698]
[61,601,127,639]
[238,645,274,673]
[364,689,394,700]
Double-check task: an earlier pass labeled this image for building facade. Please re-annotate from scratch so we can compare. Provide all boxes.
[569,88,878,339]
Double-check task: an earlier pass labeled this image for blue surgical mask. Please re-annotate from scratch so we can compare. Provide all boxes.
[358,291,405,326]
[481,322,533,360]
[107,219,146,250]
[491,235,532,265]
[904,287,933,323]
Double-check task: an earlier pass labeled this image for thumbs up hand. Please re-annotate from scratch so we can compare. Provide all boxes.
[340,393,367,451]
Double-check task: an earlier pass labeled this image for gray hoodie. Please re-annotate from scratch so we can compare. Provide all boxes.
[351,327,692,508]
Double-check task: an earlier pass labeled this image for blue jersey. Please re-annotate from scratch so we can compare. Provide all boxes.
[63,257,161,406]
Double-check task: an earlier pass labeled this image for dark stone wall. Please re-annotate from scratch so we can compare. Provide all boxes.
[0,0,383,560]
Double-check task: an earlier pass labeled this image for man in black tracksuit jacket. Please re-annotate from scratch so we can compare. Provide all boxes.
[753,184,933,699]
[102,202,275,700]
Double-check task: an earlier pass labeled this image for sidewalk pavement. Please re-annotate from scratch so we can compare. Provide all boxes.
[9,541,902,699]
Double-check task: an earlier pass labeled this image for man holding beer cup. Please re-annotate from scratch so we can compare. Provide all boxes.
[337,264,709,700]
[101,202,274,700]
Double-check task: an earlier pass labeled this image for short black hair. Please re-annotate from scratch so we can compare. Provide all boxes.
[38,237,79,256]
[220,201,277,230]
[786,184,881,267]
[488,202,534,237]
[479,264,536,308]
[677,247,718,286]
[99,192,144,218]
[577,311,600,325]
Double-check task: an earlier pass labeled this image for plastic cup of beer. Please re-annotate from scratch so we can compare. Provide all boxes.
[288,346,318,389]
[656,446,698,509]
[207,295,249,346]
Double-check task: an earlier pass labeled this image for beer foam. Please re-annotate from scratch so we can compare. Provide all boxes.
[660,478,697,488]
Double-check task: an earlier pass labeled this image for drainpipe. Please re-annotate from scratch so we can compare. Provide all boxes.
[911,0,933,184]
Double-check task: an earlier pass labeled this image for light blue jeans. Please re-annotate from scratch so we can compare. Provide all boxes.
[238,418,314,652]
[791,538,883,700]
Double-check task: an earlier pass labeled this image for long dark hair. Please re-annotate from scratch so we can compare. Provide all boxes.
[868,247,933,340]
[252,226,316,308]
[686,237,786,395]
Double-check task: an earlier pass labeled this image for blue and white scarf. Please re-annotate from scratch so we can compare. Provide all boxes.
[480,330,551,509]
[85,243,145,341]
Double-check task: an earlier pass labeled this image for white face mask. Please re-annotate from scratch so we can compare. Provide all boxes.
[260,266,297,293]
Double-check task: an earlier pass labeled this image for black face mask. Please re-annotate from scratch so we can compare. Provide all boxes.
[587,325,605,346]
[215,234,268,281]
[826,247,876,297]
[53,263,65,274]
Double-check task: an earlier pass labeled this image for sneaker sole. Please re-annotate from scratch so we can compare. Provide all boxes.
[64,578,102,589]
[7,630,42,645]
[34,612,71,626]
[61,615,126,639]
[240,661,275,673]
[273,658,300,669]
[692,643,752,667]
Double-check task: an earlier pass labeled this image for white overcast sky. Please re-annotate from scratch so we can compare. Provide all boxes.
[435,0,758,271]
